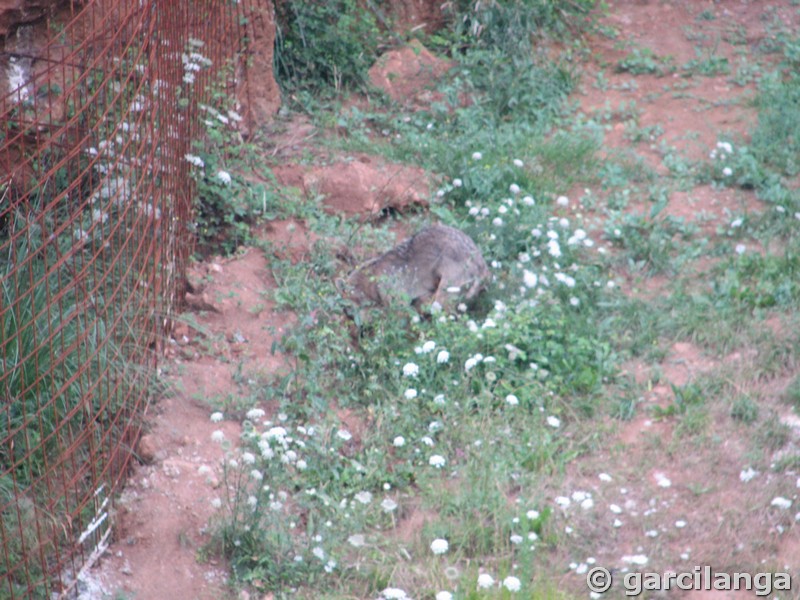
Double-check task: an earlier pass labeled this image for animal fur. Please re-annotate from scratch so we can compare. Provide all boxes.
[341,224,490,313]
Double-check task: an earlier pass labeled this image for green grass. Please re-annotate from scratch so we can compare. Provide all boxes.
[0,177,154,595]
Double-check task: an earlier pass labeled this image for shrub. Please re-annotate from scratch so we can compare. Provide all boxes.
[274,0,382,95]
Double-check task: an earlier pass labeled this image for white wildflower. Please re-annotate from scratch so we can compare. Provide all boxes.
[429,454,446,468]
[717,141,733,154]
[402,362,420,377]
[739,467,758,482]
[655,472,672,488]
[354,491,373,505]
[348,534,365,547]
[246,408,265,420]
[523,270,538,288]
[771,497,792,510]
[554,272,576,288]
[477,573,495,589]
[503,576,521,592]
[430,538,449,555]
[184,153,204,168]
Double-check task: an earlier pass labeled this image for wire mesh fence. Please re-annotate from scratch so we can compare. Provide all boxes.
[0,0,271,597]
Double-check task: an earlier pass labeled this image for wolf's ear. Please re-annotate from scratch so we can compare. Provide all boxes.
[334,278,346,294]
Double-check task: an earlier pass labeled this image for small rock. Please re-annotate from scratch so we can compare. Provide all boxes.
[162,460,181,478]
[185,291,220,312]
[136,434,158,465]
[120,560,133,576]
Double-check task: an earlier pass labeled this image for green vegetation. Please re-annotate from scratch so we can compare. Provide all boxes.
[0,163,152,594]
[274,0,382,95]
[188,104,282,256]
[190,1,800,598]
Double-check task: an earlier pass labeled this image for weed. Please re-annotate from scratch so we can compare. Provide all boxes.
[711,253,800,310]
[730,395,759,423]
[751,72,800,178]
[603,211,696,275]
[696,9,716,21]
[782,376,800,409]
[754,413,790,453]
[682,44,730,77]
[616,47,675,76]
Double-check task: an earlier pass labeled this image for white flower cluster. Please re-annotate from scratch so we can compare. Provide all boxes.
[250,423,311,471]
[181,39,212,84]
[709,140,734,177]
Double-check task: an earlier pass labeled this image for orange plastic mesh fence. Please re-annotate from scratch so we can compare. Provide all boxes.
[0,1,268,597]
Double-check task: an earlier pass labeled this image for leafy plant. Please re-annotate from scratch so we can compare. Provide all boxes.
[274,0,382,95]
[188,103,282,257]
[617,47,675,76]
